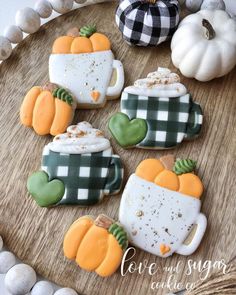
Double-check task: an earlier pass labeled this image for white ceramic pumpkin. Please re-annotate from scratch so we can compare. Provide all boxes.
[171,10,236,81]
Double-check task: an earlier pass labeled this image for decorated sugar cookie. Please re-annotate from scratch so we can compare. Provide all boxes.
[49,26,125,108]
[63,214,128,277]
[119,155,207,257]
[109,67,203,149]
[20,82,76,136]
[27,122,124,207]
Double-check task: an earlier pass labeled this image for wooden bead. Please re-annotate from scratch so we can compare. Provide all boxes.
[4,25,23,44]
[0,36,12,61]
[0,251,16,273]
[15,7,41,34]
[50,0,74,14]
[31,281,54,295]
[5,264,37,295]
[0,235,3,251]
[35,0,53,18]
[54,288,78,295]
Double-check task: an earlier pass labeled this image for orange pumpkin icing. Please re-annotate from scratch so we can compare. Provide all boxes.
[179,173,203,199]
[155,170,179,191]
[52,32,111,54]
[20,85,74,136]
[136,158,203,199]
[63,216,125,277]
[71,37,93,54]
[135,159,164,182]
[52,36,74,54]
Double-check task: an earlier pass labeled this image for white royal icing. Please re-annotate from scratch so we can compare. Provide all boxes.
[47,121,111,154]
[119,174,203,257]
[49,50,122,106]
[124,67,187,97]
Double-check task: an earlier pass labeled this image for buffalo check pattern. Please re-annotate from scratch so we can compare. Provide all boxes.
[121,92,203,148]
[116,0,180,46]
[41,147,123,206]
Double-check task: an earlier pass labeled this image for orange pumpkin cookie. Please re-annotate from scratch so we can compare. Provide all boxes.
[63,214,128,277]
[20,83,76,136]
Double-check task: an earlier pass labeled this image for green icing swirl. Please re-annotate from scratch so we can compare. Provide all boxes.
[108,223,128,251]
[80,25,96,37]
[173,159,197,175]
[53,88,73,106]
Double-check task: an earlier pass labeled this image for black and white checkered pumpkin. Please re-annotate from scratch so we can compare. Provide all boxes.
[116,0,180,46]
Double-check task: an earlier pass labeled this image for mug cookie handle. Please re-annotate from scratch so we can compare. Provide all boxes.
[185,102,203,139]
[106,60,124,98]
[104,155,124,195]
[176,213,207,256]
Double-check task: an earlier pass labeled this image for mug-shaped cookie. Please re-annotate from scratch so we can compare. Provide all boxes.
[27,122,123,207]
[119,155,207,257]
[109,67,203,149]
[49,26,124,108]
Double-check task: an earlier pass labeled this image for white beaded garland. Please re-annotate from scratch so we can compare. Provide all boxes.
[15,7,41,34]
[49,0,74,14]
[0,36,12,61]
[35,0,53,18]
[0,235,3,251]
[31,281,54,295]
[4,25,23,44]
[54,288,78,295]
[0,251,16,273]
[5,263,37,295]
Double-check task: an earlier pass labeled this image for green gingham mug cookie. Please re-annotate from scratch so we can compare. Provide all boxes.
[109,68,203,149]
[27,122,124,207]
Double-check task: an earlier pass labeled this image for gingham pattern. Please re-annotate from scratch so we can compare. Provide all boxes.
[121,92,203,148]
[41,147,123,206]
[116,0,180,46]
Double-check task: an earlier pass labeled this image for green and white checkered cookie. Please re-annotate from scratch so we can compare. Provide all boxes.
[28,122,124,207]
[109,68,203,150]
[121,92,203,149]
[42,146,123,206]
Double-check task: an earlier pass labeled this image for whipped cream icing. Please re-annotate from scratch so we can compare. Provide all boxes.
[125,67,187,97]
[47,121,111,154]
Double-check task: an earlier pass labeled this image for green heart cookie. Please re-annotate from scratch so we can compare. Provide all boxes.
[27,171,65,207]
[109,112,147,148]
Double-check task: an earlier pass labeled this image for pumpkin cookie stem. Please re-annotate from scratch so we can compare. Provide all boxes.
[202,19,215,40]
[94,214,114,229]
[67,27,80,37]
[42,82,58,92]
[145,0,157,4]
[160,155,175,170]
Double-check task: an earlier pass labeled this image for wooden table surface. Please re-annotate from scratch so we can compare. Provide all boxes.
[0,3,236,295]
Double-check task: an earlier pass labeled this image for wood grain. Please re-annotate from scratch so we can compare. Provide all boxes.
[0,3,236,295]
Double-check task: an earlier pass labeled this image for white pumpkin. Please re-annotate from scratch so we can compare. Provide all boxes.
[171,10,236,81]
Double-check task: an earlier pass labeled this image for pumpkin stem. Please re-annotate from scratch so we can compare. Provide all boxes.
[67,27,80,37]
[145,0,157,3]
[42,82,58,92]
[202,19,215,40]
[95,214,114,229]
[160,154,175,170]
